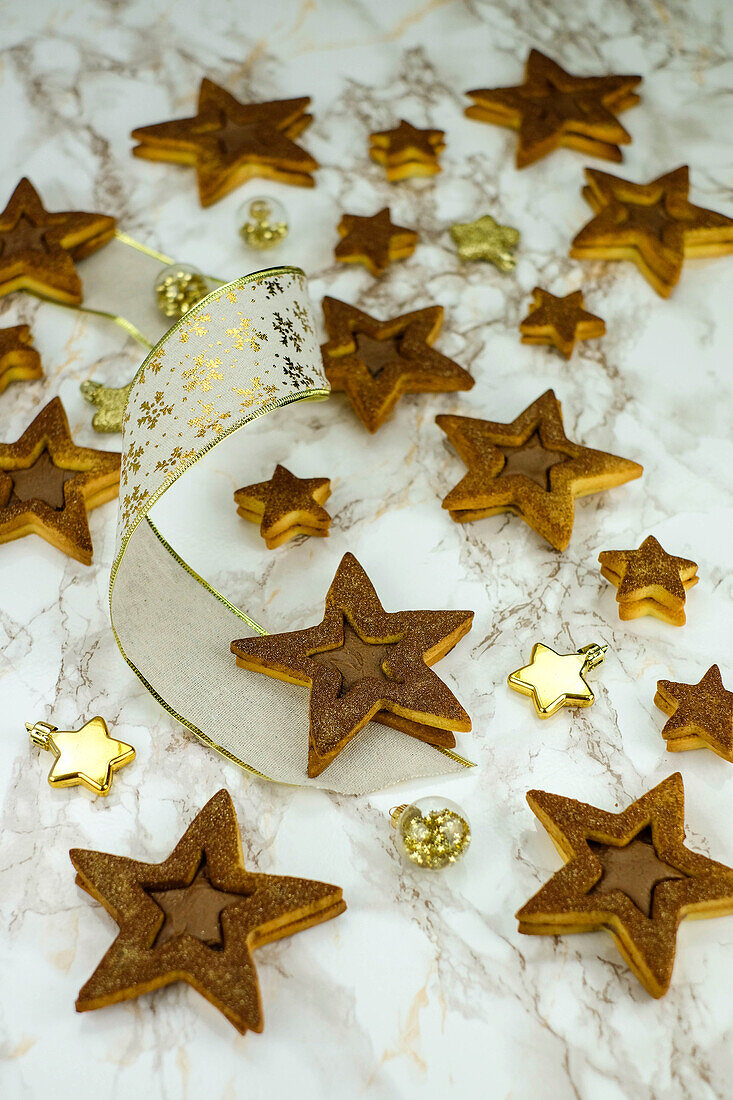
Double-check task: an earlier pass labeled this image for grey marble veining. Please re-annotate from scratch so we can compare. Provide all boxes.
[1,1,733,1096]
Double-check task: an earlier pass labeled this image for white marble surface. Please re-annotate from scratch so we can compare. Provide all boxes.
[2,0,733,1096]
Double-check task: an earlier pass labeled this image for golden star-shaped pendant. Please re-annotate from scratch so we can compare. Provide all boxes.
[28,716,135,795]
[0,177,116,304]
[131,79,318,206]
[517,773,733,997]
[508,642,607,717]
[450,214,519,271]
[0,324,43,395]
[519,287,606,358]
[71,789,345,1033]
[570,165,733,297]
[80,378,134,433]
[655,665,733,761]
[320,296,474,432]
[465,49,641,168]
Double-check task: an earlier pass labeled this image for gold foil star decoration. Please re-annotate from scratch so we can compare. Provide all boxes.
[508,642,608,718]
[80,378,134,433]
[450,214,519,271]
[28,716,135,795]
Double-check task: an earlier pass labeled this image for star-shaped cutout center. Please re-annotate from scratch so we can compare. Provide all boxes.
[71,790,345,1033]
[321,296,473,432]
[231,552,473,776]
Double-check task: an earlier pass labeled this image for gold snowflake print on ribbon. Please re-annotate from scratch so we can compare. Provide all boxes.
[188,401,233,438]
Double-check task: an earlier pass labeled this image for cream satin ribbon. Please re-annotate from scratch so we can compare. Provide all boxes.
[107,265,472,793]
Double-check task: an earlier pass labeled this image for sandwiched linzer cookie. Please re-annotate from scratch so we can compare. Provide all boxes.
[465,49,641,168]
[436,389,642,551]
[334,208,418,277]
[519,288,606,359]
[369,120,445,180]
[320,296,474,432]
[655,665,733,761]
[570,166,733,297]
[517,773,733,998]
[131,79,318,206]
[0,178,116,305]
[71,789,345,1034]
[0,324,43,395]
[231,552,473,777]
[598,535,698,625]
[0,396,121,565]
[234,464,332,549]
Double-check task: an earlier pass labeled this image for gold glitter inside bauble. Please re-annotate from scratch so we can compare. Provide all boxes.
[395,799,471,869]
[239,196,289,251]
[154,264,209,318]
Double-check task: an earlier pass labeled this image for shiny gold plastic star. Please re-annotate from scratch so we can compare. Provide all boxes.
[28,716,135,795]
[508,642,607,717]
[80,378,134,433]
[450,214,519,271]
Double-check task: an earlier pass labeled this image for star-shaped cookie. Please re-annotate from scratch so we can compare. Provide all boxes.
[80,378,134,433]
[517,773,733,997]
[131,79,318,206]
[369,120,445,180]
[436,390,642,551]
[320,296,474,433]
[0,178,116,305]
[234,464,331,548]
[334,208,418,277]
[519,288,606,359]
[30,716,135,795]
[450,214,519,271]
[598,535,698,625]
[231,552,473,777]
[570,166,733,297]
[465,49,641,167]
[0,324,43,395]
[508,642,607,718]
[71,789,345,1033]
[0,396,121,565]
[655,665,733,761]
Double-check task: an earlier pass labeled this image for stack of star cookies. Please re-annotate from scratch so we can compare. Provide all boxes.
[369,120,445,181]
[234,464,332,549]
[598,535,698,625]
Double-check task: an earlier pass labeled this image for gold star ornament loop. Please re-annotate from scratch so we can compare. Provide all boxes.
[28,716,135,795]
[508,642,608,718]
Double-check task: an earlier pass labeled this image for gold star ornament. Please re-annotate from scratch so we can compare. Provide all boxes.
[80,378,134,433]
[508,642,607,717]
[28,717,135,795]
[450,214,519,271]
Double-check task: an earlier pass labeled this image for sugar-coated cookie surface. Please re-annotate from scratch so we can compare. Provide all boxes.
[655,665,733,761]
[234,464,332,549]
[334,208,418,276]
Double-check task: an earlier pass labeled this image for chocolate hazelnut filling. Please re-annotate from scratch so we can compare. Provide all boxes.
[149,859,249,949]
[587,826,686,916]
[8,449,78,510]
[354,332,405,378]
[310,620,401,696]
[497,432,568,490]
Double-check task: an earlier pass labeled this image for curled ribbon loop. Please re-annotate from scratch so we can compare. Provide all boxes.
[109,266,471,792]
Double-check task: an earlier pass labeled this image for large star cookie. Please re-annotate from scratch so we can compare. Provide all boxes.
[231,552,473,776]
[655,665,733,761]
[0,397,121,564]
[570,166,733,297]
[132,78,318,206]
[465,49,641,167]
[71,789,345,1033]
[234,464,332,548]
[0,178,116,305]
[517,773,733,997]
[436,390,642,550]
[320,296,474,432]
